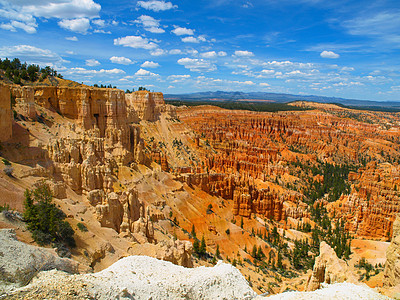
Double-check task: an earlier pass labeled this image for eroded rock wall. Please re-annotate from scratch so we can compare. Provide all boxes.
[125,91,176,121]
[10,85,37,120]
[0,84,12,142]
[126,91,158,121]
[9,85,160,240]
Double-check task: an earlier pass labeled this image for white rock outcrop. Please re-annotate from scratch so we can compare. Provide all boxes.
[257,282,390,300]
[0,228,84,295]
[7,256,256,299]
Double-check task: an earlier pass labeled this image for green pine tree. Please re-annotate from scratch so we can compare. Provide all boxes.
[191,224,196,238]
[200,235,206,256]
[251,244,257,258]
[216,244,221,258]
[193,238,200,254]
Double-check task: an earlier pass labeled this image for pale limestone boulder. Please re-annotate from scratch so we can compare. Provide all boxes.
[156,239,194,268]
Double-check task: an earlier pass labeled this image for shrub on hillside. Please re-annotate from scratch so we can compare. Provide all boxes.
[3,165,13,177]
[23,183,75,249]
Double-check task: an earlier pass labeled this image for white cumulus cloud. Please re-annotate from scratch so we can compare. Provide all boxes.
[20,0,100,19]
[135,15,164,33]
[320,50,340,59]
[150,48,165,56]
[58,18,90,34]
[0,44,65,67]
[181,36,200,43]
[141,61,160,68]
[261,69,274,75]
[68,67,125,75]
[234,50,254,57]
[0,24,16,32]
[177,57,216,72]
[92,18,105,27]
[114,35,158,49]
[93,29,111,34]
[110,56,134,65]
[135,68,159,77]
[201,51,217,58]
[169,49,182,55]
[65,36,78,41]
[168,74,190,80]
[85,59,100,66]
[0,0,101,33]
[137,1,177,12]
[218,51,227,57]
[7,20,37,33]
[172,26,194,36]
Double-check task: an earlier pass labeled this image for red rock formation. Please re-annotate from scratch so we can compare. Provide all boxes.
[174,105,400,233]
[329,162,400,239]
[150,150,170,172]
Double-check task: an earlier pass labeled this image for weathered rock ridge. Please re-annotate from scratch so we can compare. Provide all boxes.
[5,256,256,299]
[306,241,357,291]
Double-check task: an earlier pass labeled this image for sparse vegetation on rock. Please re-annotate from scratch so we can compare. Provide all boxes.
[0,57,63,85]
[23,183,75,249]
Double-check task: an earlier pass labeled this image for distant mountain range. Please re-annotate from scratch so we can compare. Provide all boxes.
[165,91,400,108]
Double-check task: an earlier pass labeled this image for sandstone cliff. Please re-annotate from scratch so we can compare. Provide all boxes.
[10,85,36,120]
[0,84,12,142]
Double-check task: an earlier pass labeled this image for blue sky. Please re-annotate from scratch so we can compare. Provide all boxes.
[0,0,399,100]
